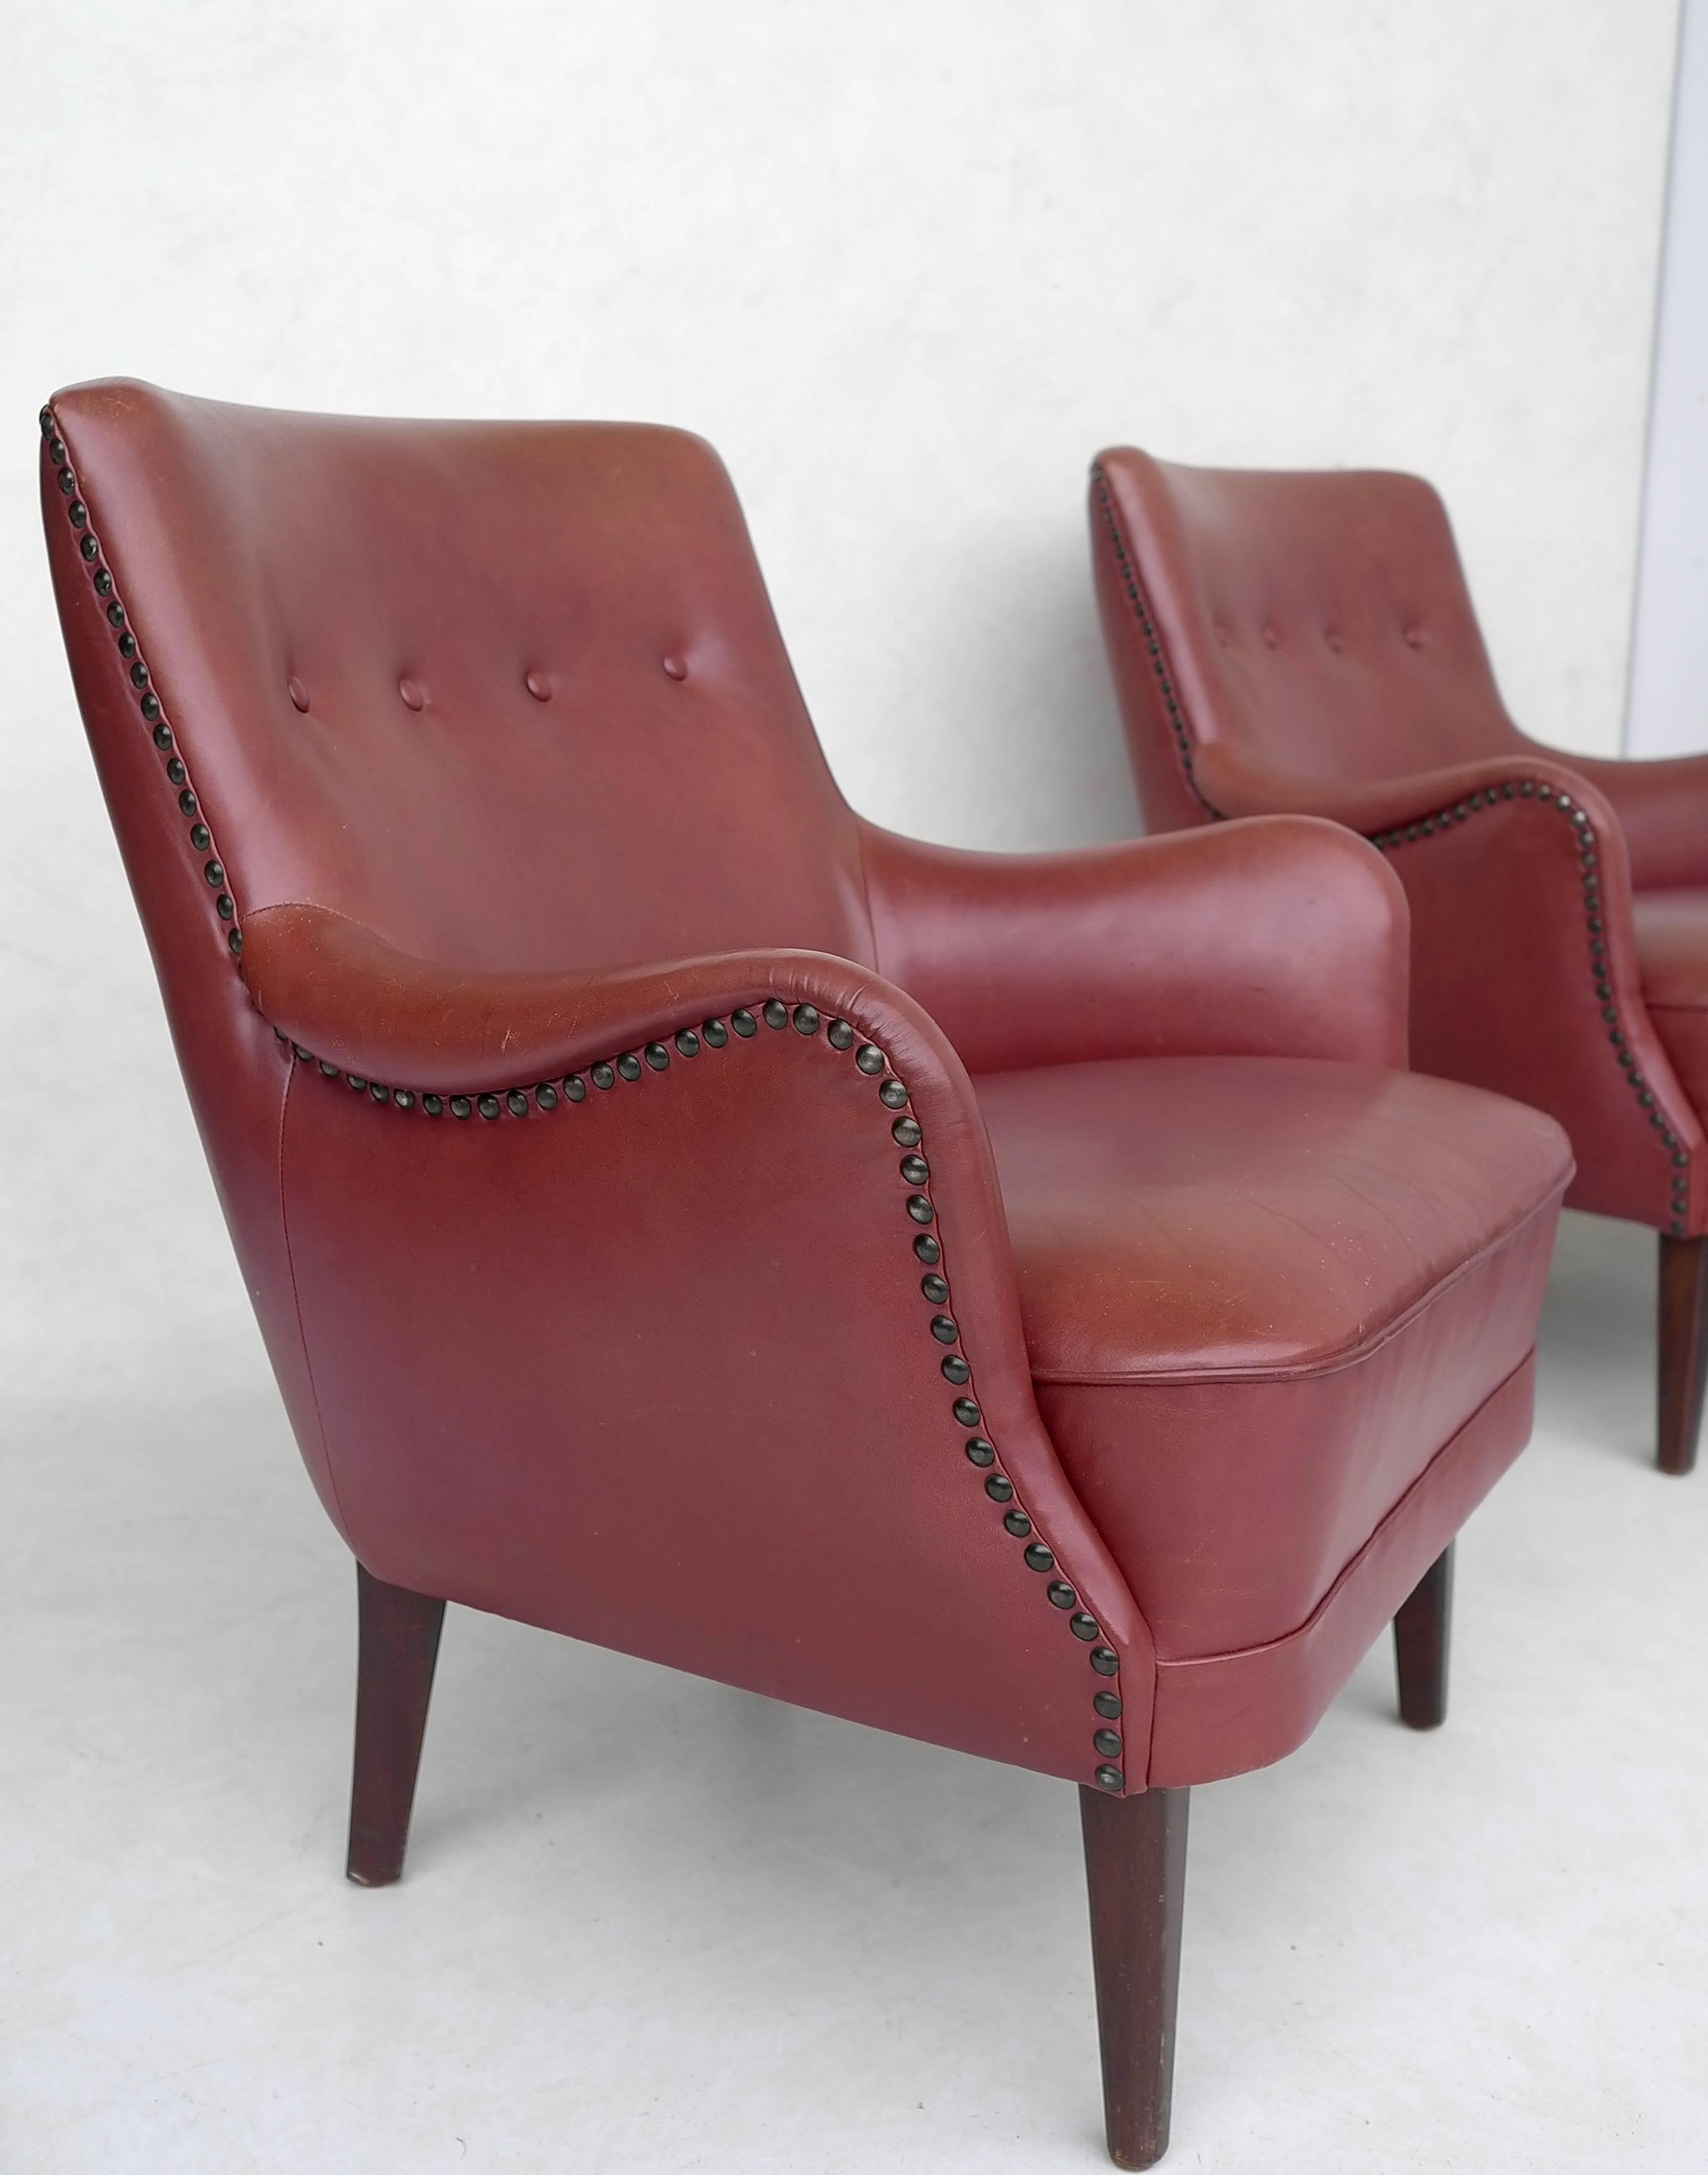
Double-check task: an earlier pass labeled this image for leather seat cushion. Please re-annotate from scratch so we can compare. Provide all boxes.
[975,1056,1572,1663]
[1634,889,1708,1115]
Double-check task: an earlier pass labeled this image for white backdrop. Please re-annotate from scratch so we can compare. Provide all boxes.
[1629,0,1707,754]
[0,0,1680,1377]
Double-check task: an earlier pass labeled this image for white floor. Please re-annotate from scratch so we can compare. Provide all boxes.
[4,1208,1707,2174]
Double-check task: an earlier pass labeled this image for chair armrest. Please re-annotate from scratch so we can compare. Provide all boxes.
[1538,745,1708,891]
[242,902,1152,1789]
[856,816,1410,1073]
[1193,755,1702,1231]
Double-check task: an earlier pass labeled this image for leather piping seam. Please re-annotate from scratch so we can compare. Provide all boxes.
[274,1000,1135,1794]
[40,406,246,968]
[1091,465,1224,821]
[1369,782,1693,1236]
[1149,1348,1533,1674]
[1029,1179,1571,1388]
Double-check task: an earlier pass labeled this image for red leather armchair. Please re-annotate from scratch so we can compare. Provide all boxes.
[1092,448,1708,1476]
[43,383,1571,2169]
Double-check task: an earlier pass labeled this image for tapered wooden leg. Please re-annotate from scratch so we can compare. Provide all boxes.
[1393,1541,1454,1730]
[1079,1784,1190,2171]
[1657,1232,1708,1476]
[346,1562,446,1887]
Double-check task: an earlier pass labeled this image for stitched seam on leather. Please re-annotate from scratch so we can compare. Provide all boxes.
[274,1058,349,1536]
[1367,780,1694,1236]
[41,406,246,971]
[1030,1179,1571,1388]
[279,999,1138,1794]
[1091,465,1223,821]
[1149,1350,1532,1672]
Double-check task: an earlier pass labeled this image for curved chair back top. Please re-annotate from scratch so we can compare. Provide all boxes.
[1093,450,1527,830]
[45,381,872,977]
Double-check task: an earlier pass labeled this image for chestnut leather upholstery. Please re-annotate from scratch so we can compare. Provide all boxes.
[1091,448,1706,1244]
[43,383,1571,1808]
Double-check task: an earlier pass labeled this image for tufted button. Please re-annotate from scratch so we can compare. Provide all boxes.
[287,677,310,713]
[661,654,688,681]
[398,678,425,711]
[1403,626,1424,648]
[525,669,552,701]
[1261,624,1278,648]
[1325,629,1344,652]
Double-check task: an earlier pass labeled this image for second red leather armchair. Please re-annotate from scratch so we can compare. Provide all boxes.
[1092,447,1708,1476]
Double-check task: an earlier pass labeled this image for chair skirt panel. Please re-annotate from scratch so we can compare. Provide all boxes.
[1143,1357,1534,1784]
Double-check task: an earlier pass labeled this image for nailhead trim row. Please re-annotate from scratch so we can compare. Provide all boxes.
[276,998,1128,1788]
[1091,467,1213,815]
[1092,461,1689,1240]
[41,407,244,962]
[1370,781,1693,1236]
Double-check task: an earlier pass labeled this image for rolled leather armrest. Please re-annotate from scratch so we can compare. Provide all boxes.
[1187,746,1705,1229]
[239,900,1151,1786]
[856,814,1410,1074]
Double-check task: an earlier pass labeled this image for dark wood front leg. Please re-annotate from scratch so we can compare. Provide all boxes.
[1079,1782,1191,2170]
[346,1561,446,1887]
[1657,1232,1708,1476]
[1393,1541,1454,1730]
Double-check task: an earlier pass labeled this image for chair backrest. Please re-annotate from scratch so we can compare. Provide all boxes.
[45,380,873,976]
[1093,450,1526,830]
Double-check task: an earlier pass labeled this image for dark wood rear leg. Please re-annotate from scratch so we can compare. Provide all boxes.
[1657,1232,1708,1475]
[1079,1783,1190,2170]
[1393,1541,1454,1730]
[346,1561,446,1887]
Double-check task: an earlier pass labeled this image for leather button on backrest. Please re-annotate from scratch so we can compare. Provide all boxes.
[1261,625,1278,648]
[525,669,552,701]
[287,676,310,712]
[661,653,687,681]
[1325,629,1344,652]
[398,677,425,711]
[1403,626,1424,648]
